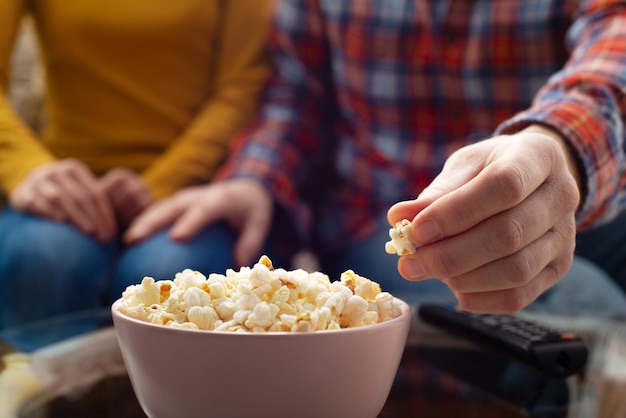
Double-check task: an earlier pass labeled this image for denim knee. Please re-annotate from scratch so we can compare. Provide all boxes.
[0,209,114,328]
[525,256,626,318]
[110,222,237,301]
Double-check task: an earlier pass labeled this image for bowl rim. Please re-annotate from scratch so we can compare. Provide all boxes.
[111,297,411,337]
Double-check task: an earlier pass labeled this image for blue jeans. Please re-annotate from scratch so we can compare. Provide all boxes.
[0,208,236,333]
[575,209,626,293]
[2,207,625,350]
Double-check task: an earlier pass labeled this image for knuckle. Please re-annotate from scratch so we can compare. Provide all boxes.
[504,253,535,288]
[445,199,476,230]
[15,193,35,209]
[493,164,528,204]
[63,158,81,168]
[430,249,461,277]
[59,159,79,172]
[550,180,579,212]
[564,181,580,208]
[488,216,525,254]
[33,165,50,179]
[53,160,81,179]
[444,276,468,293]
[496,292,528,314]
[548,252,574,280]
[74,192,98,209]
[551,218,577,254]
[75,196,90,209]
[110,167,129,177]
[45,188,63,204]
[560,218,577,243]
[47,169,62,182]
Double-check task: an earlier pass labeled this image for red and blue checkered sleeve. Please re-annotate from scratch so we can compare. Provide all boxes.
[216,0,335,241]
[497,1,626,230]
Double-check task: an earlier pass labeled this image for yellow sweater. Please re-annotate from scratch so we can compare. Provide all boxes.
[0,0,272,199]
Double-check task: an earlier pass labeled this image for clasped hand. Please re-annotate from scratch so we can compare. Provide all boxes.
[10,160,153,242]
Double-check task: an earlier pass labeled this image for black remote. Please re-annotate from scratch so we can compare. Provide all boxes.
[417,304,589,378]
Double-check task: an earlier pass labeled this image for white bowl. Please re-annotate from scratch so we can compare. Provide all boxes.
[111,298,411,418]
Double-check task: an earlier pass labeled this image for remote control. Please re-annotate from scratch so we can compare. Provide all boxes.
[417,304,589,378]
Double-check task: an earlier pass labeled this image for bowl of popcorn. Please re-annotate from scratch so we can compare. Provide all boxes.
[111,255,411,418]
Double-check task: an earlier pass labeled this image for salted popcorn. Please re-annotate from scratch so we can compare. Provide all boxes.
[385,219,418,255]
[117,255,402,333]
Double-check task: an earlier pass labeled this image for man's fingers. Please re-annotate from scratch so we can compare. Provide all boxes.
[170,205,223,241]
[415,161,539,243]
[412,137,571,247]
[125,187,213,243]
[124,199,187,243]
[443,217,575,293]
[126,180,273,270]
[387,155,483,226]
[453,261,567,314]
[387,200,429,227]
[402,178,571,279]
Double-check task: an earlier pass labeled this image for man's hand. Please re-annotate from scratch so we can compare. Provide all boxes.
[99,168,154,229]
[124,179,273,267]
[9,159,117,242]
[388,126,581,313]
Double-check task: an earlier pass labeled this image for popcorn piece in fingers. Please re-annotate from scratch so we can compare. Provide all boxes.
[385,219,419,255]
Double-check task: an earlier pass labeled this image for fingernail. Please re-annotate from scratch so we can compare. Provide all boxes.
[404,260,425,279]
[414,220,441,243]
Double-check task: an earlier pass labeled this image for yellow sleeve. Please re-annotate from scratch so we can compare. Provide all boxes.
[141,0,274,199]
[0,1,55,195]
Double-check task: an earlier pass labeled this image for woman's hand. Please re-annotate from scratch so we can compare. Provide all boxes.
[124,178,273,267]
[99,168,154,229]
[10,159,117,242]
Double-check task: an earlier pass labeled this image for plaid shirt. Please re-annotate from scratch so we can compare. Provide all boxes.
[218,0,626,255]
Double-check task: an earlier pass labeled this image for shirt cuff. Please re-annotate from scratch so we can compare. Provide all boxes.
[496,97,619,229]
